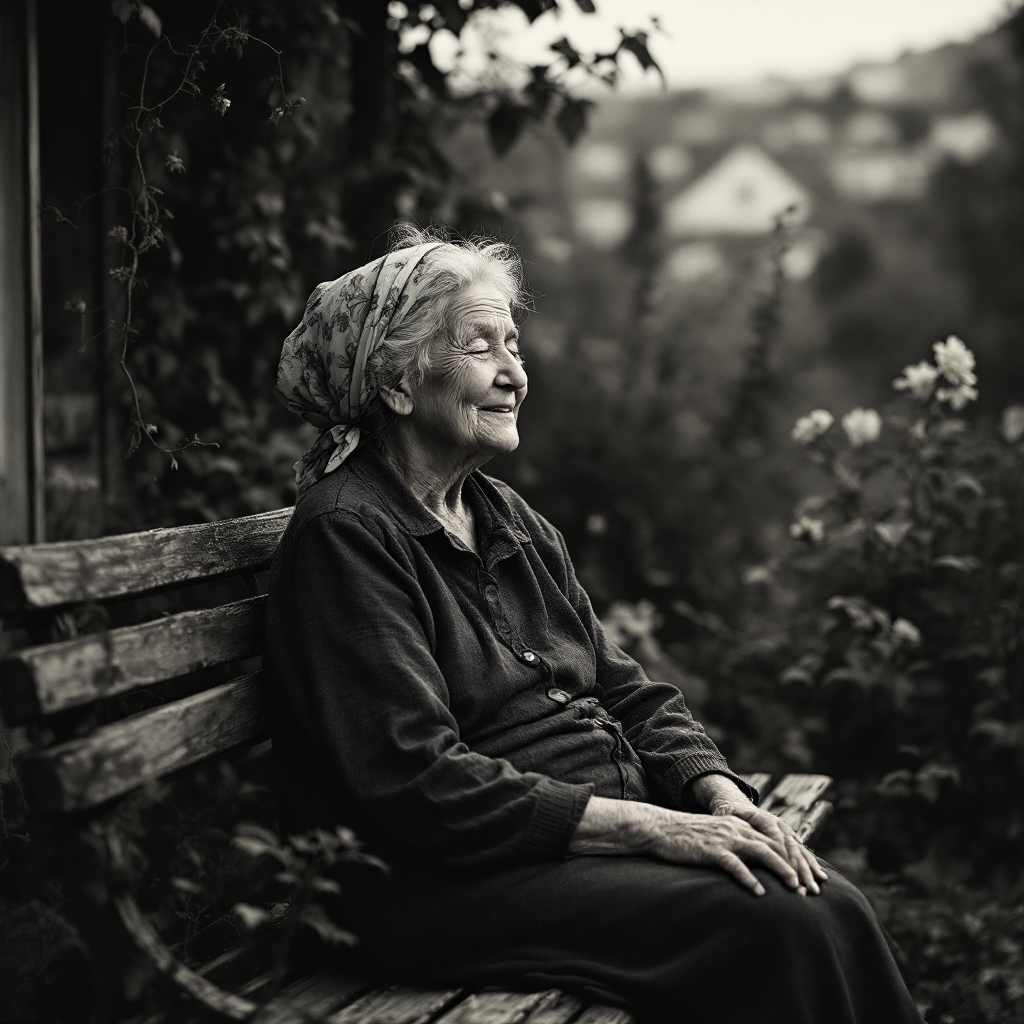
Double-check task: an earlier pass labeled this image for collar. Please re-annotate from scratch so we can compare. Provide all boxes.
[348,444,532,552]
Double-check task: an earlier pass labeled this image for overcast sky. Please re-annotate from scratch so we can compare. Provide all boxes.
[491,0,1016,89]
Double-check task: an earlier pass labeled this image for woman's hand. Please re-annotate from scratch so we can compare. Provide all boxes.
[691,774,828,895]
[569,796,814,897]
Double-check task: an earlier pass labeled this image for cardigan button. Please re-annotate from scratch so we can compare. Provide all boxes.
[520,649,538,664]
[547,688,571,704]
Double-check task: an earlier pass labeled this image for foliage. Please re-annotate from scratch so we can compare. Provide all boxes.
[48,0,660,529]
[230,820,386,1005]
[608,337,1023,882]
[772,338,1021,876]
[833,856,1024,1024]
[5,3,1021,1022]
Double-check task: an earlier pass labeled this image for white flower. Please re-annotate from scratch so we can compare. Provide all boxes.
[1000,404,1024,443]
[791,409,834,444]
[935,384,978,411]
[165,151,186,174]
[841,408,882,447]
[892,618,922,647]
[933,335,977,386]
[892,361,940,401]
[790,515,825,544]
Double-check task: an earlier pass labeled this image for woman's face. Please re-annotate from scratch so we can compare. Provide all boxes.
[405,279,528,458]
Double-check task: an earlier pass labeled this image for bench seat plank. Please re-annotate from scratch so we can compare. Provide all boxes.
[573,1007,635,1024]
[329,985,465,1024]
[20,673,266,815]
[738,772,772,799]
[434,990,561,1024]
[759,773,833,838]
[521,991,586,1023]
[0,596,264,723]
[0,507,291,612]
[254,969,367,1024]
[792,798,833,843]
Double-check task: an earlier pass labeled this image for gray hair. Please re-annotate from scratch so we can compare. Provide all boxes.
[366,225,529,444]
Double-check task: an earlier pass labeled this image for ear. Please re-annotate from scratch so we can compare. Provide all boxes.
[379,381,415,417]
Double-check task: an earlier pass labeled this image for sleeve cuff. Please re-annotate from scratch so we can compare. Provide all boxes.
[520,776,595,860]
[660,756,760,807]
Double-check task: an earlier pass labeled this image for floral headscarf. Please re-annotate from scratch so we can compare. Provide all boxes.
[275,243,442,495]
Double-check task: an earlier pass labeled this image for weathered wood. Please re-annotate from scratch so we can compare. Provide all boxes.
[197,908,287,992]
[761,774,834,840]
[20,672,266,815]
[0,596,265,724]
[0,507,291,611]
[434,990,557,1024]
[793,797,834,844]
[254,969,367,1024]
[573,1006,635,1024]
[738,772,772,799]
[521,991,585,1024]
[116,893,257,1021]
[102,821,260,1021]
[329,985,465,1024]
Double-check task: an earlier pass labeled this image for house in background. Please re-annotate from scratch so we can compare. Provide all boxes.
[663,143,811,237]
[661,144,816,284]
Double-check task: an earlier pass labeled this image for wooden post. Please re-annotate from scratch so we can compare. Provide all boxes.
[0,0,44,545]
[26,0,45,542]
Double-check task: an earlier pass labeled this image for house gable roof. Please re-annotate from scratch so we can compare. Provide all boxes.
[665,143,811,236]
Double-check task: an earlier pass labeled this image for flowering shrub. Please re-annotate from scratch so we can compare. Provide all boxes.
[764,337,1022,875]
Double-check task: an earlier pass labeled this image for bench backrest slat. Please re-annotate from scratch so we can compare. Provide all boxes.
[20,672,266,816]
[759,773,831,813]
[0,596,265,724]
[0,508,292,611]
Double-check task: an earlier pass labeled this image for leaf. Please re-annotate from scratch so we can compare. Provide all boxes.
[517,0,558,22]
[233,903,272,931]
[874,521,912,548]
[876,769,914,798]
[232,836,288,863]
[125,426,142,460]
[826,595,876,632]
[171,877,203,895]
[822,667,874,688]
[617,32,664,85]
[289,834,319,854]
[488,101,527,156]
[236,822,282,846]
[951,473,985,497]
[574,0,597,12]
[138,3,161,37]
[550,37,581,68]
[556,98,593,147]
[111,0,133,24]
[933,555,981,573]
[298,903,356,946]
[914,763,960,803]
[779,665,815,686]
[312,877,342,895]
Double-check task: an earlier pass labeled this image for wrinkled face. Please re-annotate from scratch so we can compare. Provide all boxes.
[405,279,527,457]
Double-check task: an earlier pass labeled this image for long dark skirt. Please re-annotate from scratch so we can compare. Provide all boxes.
[338,855,921,1024]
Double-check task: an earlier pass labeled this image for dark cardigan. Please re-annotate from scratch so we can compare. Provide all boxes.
[263,444,753,869]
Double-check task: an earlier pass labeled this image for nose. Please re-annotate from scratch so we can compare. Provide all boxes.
[495,350,528,392]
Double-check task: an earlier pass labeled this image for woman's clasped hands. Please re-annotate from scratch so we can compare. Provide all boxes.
[569,775,828,898]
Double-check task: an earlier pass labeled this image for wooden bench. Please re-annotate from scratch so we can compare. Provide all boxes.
[0,509,834,1024]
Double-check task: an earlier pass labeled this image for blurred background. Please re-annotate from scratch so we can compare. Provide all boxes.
[0,2,1021,1021]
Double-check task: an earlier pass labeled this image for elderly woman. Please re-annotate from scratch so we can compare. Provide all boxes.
[264,228,921,1024]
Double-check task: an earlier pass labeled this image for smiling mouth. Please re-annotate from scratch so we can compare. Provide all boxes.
[480,406,516,414]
